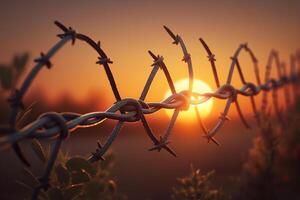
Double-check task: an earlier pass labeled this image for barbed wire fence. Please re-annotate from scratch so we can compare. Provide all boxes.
[0,21,300,200]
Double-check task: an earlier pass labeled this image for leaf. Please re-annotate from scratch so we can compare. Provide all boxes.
[21,167,39,186]
[55,164,70,186]
[107,179,116,194]
[38,190,49,200]
[31,139,46,163]
[64,184,83,200]
[66,157,95,175]
[82,180,104,199]
[16,101,37,129]
[12,53,29,76]
[0,65,13,90]
[47,187,63,200]
[57,150,69,164]
[15,180,33,190]
[44,144,51,161]
[99,151,114,170]
[71,170,90,184]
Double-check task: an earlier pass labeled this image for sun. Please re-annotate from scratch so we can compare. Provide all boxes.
[164,79,213,121]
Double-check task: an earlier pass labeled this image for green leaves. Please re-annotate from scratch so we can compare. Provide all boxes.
[18,149,126,200]
[48,187,63,200]
[66,157,95,175]
[83,180,106,199]
[12,53,29,76]
[21,167,39,186]
[0,65,13,90]
[0,53,29,91]
[107,180,116,194]
[63,184,83,200]
[55,164,70,186]
[172,166,225,200]
[47,184,83,200]
[16,101,36,129]
[71,170,90,184]
[31,139,46,163]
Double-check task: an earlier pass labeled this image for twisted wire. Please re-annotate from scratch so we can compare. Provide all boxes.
[0,21,299,200]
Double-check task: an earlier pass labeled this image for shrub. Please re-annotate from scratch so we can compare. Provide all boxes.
[17,142,126,200]
[171,165,227,200]
[237,99,300,200]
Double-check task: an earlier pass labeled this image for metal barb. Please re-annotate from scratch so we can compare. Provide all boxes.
[0,21,299,200]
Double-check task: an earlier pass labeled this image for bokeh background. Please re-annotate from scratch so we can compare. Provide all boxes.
[1,0,300,199]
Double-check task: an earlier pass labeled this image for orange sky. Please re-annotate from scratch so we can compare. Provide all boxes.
[1,0,300,120]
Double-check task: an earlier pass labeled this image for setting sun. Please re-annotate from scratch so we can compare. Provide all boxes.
[164,79,213,121]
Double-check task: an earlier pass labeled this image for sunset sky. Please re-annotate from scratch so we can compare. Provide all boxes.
[1,3,300,199]
[1,0,300,119]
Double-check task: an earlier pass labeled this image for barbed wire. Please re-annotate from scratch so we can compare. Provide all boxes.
[0,21,300,200]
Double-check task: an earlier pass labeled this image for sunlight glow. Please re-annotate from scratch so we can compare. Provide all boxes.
[164,79,213,121]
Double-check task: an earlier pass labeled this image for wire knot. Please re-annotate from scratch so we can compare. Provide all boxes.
[244,82,259,96]
[119,98,143,122]
[218,84,237,101]
[58,27,76,45]
[55,21,77,45]
[96,57,113,66]
[267,79,279,90]
[182,53,191,63]
[240,43,248,50]
[90,140,105,162]
[148,50,164,68]
[163,26,180,45]
[230,56,238,63]
[151,55,164,67]
[38,112,69,140]
[34,52,52,69]
[219,112,231,121]
[207,54,216,62]
[174,91,190,111]
[280,76,289,85]
[173,35,180,45]
[148,136,171,152]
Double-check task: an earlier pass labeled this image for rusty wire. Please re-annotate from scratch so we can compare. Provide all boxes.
[0,21,299,200]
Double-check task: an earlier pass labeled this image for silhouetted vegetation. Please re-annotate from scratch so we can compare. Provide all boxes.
[18,143,126,200]
[170,100,300,200]
[0,53,29,91]
[1,55,300,199]
[0,53,29,123]
[171,166,226,200]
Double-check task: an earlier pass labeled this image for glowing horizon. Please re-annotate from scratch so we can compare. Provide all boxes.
[164,79,213,122]
[0,0,299,120]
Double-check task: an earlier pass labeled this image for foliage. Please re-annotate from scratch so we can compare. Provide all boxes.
[0,53,29,123]
[237,113,279,200]
[171,165,227,200]
[17,142,126,200]
[237,98,300,200]
[0,53,29,91]
[275,100,300,198]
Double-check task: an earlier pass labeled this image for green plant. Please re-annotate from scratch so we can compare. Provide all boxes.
[0,53,29,91]
[0,53,29,123]
[17,142,126,200]
[275,99,300,197]
[171,165,226,200]
[238,112,279,200]
[7,76,125,200]
[237,99,300,200]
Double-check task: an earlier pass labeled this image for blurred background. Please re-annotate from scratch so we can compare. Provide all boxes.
[0,0,300,199]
